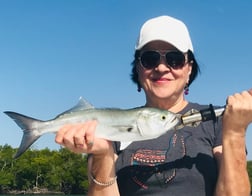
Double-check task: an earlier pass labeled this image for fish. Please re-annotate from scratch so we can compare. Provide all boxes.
[4,97,179,158]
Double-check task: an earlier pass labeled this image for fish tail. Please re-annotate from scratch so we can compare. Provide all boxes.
[4,111,43,159]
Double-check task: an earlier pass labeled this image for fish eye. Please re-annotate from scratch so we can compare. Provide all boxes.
[161,115,166,120]
[127,127,133,132]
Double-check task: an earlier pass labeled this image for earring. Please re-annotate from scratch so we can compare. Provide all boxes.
[184,84,189,95]
[137,83,141,92]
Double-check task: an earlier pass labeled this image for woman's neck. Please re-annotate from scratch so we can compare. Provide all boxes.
[145,96,188,113]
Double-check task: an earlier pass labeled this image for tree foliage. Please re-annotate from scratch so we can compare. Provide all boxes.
[0,145,89,194]
[1,145,252,194]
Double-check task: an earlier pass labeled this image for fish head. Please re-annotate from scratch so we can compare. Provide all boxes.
[136,108,179,139]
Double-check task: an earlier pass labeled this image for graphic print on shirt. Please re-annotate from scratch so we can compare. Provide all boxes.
[129,131,189,189]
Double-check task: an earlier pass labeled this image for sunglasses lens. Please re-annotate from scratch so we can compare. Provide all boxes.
[140,51,186,69]
[140,51,160,69]
[165,52,185,69]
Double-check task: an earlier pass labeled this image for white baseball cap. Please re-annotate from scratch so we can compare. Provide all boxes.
[135,15,193,52]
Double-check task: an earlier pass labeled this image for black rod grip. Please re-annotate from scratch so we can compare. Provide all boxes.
[199,104,217,122]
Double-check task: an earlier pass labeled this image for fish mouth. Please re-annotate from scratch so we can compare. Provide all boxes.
[171,116,178,123]
[166,116,180,130]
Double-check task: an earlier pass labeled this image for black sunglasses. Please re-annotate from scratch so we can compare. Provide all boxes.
[139,50,186,69]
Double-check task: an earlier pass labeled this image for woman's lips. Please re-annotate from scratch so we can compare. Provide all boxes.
[152,77,171,83]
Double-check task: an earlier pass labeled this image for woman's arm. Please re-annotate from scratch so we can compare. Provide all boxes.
[88,152,119,196]
[55,120,120,196]
[214,89,252,196]
[214,139,250,196]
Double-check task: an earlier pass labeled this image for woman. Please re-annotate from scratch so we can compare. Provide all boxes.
[55,16,252,196]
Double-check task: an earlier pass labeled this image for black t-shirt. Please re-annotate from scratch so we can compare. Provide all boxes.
[114,103,222,196]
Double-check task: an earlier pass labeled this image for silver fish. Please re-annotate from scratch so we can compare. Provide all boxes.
[4,97,179,158]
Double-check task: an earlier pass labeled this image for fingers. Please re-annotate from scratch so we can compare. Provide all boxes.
[246,88,252,99]
[55,120,97,153]
[84,121,96,147]
[73,121,96,149]
[226,90,252,109]
[55,124,72,145]
[248,88,252,96]
[224,89,252,131]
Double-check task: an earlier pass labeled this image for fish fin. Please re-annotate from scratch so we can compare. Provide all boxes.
[113,125,135,133]
[56,97,94,117]
[77,97,94,109]
[120,141,132,150]
[4,111,43,159]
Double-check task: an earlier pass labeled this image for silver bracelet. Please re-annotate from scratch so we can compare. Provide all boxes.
[90,173,117,187]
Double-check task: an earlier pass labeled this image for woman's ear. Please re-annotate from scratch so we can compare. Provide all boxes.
[187,62,193,79]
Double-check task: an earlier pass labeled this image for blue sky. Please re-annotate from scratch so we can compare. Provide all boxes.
[1,0,252,159]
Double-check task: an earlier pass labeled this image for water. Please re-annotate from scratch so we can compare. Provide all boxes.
[1,194,86,196]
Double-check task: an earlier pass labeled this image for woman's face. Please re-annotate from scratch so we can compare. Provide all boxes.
[137,41,192,107]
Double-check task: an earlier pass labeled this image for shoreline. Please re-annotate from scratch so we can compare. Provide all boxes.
[6,188,64,195]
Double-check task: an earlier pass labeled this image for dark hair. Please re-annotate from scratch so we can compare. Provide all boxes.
[130,50,200,89]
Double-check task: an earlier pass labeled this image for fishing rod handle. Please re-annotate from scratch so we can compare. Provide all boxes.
[181,105,225,126]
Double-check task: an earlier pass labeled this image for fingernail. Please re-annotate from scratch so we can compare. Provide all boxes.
[75,144,84,148]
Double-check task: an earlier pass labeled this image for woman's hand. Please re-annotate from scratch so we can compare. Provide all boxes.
[222,88,252,137]
[55,120,119,195]
[55,120,112,155]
